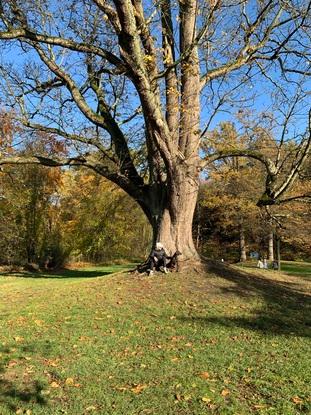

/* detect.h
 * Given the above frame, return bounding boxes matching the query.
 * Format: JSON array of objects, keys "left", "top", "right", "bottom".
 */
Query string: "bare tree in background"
[{"left": 0, "top": 0, "right": 310, "bottom": 264}]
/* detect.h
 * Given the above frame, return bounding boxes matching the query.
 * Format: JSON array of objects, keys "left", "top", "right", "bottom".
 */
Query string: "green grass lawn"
[
  {"left": 281, "top": 261, "right": 311, "bottom": 279},
  {"left": 238, "top": 260, "right": 311, "bottom": 279},
  {"left": 0, "top": 263, "right": 310, "bottom": 414}
]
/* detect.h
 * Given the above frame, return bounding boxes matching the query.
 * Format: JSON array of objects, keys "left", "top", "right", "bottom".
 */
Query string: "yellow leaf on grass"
[
  {"left": 199, "top": 371, "right": 210, "bottom": 379},
  {"left": 202, "top": 397, "right": 211, "bottom": 403},
  {"left": 292, "top": 396, "right": 303, "bottom": 404},
  {"left": 34, "top": 319, "right": 44, "bottom": 326},
  {"left": 13, "top": 336, "right": 24, "bottom": 343},
  {"left": 221, "top": 388, "right": 230, "bottom": 397},
  {"left": 115, "top": 386, "right": 128, "bottom": 392},
  {"left": 131, "top": 384, "right": 147, "bottom": 394},
  {"left": 50, "top": 381, "right": 60, "bottom": 388},
  {"left": 65, "top": 377, "right": 74, "bottom": 385},
  {"left": 79, "top": 336, "right": 90, "bottom": 341},
  {"left": 44, "top": 358, "right": 59, "bottom": 367},
  {"left": 85, "top": 406, "right": 96, "bottom": 412}
]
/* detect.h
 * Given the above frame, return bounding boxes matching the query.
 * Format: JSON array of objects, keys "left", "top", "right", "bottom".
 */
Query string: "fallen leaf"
[
  {"left": 8, "top": 360, "right": 18, "bottom": 368},
  {"left": 202, "top": 397, "right": 211, "bottom": 403},
  {"left": 199, "top": 371, "right": 210, "bottom": 379},
  {"left": 44, "top": 359, "right": 59, "bottom": 367},
  {"left": 85, "top": 406, "right": 96, "bottom": 412},
  {"left": 115, "top": 386, "right": 128, "bottom": 392},
  {"left": 50, "top": 381, "right": 60, "bottom": 388},
  {"left": 292, "top": 396, "right": 303, "bottom": 404},
  {"left": 221, "top": 388, "right": 230, "bottom": 397},
  {"left": 131, "top": 384, "right": 147, "bottom": 394},
  {"left": 25, "top": 366, "right": 34, "bottom": 374},
  {"left": 65, "top": 377, "right": 74, "bottom": 386},
  {"left": 79, "top": 336, "right": 90, "bottom": 341},
  {"left": 13, "top": 336, "right": 24, "bottom": 343}
]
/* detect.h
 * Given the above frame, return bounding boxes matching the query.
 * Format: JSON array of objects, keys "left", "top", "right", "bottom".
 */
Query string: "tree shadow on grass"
[
  {"left": 0, "top": 343, "right": 48, "bottom": 412},
  {"left": 0, "top": 269, "right": 115, "bottom": 279},
  {"left": 181, "top": 261, "right": 311, "bottom": 338}
]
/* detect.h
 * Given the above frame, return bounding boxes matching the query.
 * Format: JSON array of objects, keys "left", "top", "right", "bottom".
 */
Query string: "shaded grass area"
[
  {"left": 0, "top": 264, "right": 134, "bottom": 279},
  {"left": 0, "top": 263, "right": 310, "bottom": 414}
]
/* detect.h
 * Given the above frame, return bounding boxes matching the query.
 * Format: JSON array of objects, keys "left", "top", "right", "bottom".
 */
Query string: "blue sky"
[{"left": 0, "top": 0, "right": 310, "bottom": 151}]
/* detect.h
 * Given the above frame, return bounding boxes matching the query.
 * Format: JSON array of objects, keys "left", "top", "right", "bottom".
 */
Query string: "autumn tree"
[
  {"left": 59, "top": 169, "right": 152, "bottom": 262},
  {"left": 265, "top": 159, "right": 311, "bottom": 261},
  {"left": 0, "top": 131, "right": 66, "bottom": 265},
  {"left": 0, "top": 0, "right": 310, "bottom": 263},
  {"left": 198, "top": 119, "right": 311, "bottom": 261},
  {"left": 197, "top": 122, "right": 265, "bottom": 260}
]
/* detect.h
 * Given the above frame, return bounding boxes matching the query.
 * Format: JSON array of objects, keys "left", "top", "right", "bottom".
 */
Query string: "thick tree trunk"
[{"left": 146, "top": 166, "right": 200, "bottom": 262}]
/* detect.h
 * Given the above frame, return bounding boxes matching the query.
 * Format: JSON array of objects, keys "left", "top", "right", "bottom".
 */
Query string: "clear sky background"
[{"left": 0, "top": 0, "right": 310, "bottom": 152}]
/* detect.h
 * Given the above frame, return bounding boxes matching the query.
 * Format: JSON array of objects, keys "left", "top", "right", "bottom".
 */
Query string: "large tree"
[{"left": 0, "top": 0, "right": 310, "bottom": 262}]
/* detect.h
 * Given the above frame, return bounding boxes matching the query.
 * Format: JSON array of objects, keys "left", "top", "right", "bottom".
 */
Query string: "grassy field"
[
  {"left": 281, "top": 261, "right": 311, "bottom": 279},
  {"left": 0, "top": 262, "right": 310, "bottom": 414}
]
